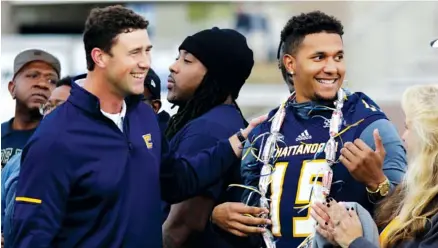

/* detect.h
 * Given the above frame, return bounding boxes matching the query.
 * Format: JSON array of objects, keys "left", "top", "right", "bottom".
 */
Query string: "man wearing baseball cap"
[
  {"left": 1, "top": 49, "right": 61, "bottom": 168},
  {"left": 143, "top": 68, "right": 171, "bottom": 132}
]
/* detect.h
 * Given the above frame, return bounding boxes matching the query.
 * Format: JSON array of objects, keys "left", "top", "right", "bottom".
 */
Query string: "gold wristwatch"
[{"left": 366, "top": 177, "right": 390, "bottom": 197}]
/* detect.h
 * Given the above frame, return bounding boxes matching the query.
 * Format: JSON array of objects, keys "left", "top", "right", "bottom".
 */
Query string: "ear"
[
  {"left": 152, "top": 100, "right": 162, "bottom": 113},
  {"left": 8, "top": 80, "right": 16, "bottom": 99},
  {"left": 282, "top": 54, "right": 296, "bottom": 75},
  {"left": 91, "top": 47, "right": 108, "bottom": 69}
]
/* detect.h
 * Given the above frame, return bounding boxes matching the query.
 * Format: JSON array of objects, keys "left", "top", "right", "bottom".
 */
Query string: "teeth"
[
  {"left": 131, "top": 73, "right": 145, "bottom": 79},
  {"left": 317, "top": 79, "right": 336, "bottom": 84}
]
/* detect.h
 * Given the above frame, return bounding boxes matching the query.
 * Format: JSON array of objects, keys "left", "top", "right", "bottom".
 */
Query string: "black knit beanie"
[{"left": 178, "top": 27, "right": 254, "bottom": 99}]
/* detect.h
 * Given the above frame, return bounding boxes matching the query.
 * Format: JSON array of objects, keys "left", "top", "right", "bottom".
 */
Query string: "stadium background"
[{"left": 1, "top": 0, "right": 438, "bottom": 135}]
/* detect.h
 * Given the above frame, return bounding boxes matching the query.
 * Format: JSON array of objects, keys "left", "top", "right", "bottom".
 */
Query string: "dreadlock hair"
[{"left": 165, "top": 73, "right": 248, "bottom": 140}]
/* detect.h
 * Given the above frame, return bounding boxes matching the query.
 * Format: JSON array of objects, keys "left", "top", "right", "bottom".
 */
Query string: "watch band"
[
  {"left": 366, "top": 184, "right": 380, "bottom": 194},
  {"left": 366, "top": 177, "right": 389, "bottom": 195},
  {"left": 236, "top": 128, "right": 246, "bottom": 143}
]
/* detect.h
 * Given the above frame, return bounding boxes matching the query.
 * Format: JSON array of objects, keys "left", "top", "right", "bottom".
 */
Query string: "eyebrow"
[
  {"left": 181, "top": 51, "right": 196, "bottom": 59},
  {"left": 25, "top": 70, "right": 57, "bottom": 78},
  {"left": 45, "top": 72, "right": 58, "bottom": 78},
  {"left": 312, "top": 50, "right": 344, "bottom": 56},
  {"left": 181, "top": 50, "right": 193, "bottom": 56},
  {"left": 129, "top": 45, "right": 153, "bottom": 53}
]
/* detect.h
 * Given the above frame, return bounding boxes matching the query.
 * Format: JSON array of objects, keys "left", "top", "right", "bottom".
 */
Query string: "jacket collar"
[{"left": 68, "top": 73, "right": 143, "bottom": 116}]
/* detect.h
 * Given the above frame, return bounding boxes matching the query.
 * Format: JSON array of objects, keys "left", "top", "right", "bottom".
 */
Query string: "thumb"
[
  {"left": 244, "top": 114, "right": 268, "bottom": 136},
  {"left": 373, "top": 129, "right": 385, "bottom": 155},
  {"left": 249, "top": 114, "right": 268, "bottom": 128}
]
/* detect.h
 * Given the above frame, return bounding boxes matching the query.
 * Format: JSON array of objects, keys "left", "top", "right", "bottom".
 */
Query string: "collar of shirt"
[
  {"left": 100, "top": 101, "right": 127, "bottom": 132},
  {"left": 1, "top": 118, "right": 14, "bottom": 137},
  {"left": 1, "top": 118, "right": 38, "bottom": 138}
]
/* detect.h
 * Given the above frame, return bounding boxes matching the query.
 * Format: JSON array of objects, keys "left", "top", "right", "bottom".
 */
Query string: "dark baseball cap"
[
  {"left": 144, "top": 68, "right": 161, "bottom": 100},
  {"left": 431, "top": 39, "right": 438, "bottom": 48},
  {"left": 13, "top": 49, "right": 61, "bottom": 77}
]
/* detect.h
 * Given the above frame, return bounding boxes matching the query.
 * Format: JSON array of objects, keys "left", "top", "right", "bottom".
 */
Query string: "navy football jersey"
[{"left": 241, "top": 92, "right": 387, "bottom": 248}]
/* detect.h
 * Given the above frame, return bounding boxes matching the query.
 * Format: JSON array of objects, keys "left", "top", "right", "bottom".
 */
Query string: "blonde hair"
[{"left": 384, "top": 84, "right": 438, "bottom": 247}]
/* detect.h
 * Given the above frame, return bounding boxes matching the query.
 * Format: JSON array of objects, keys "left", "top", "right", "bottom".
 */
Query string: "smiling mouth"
[
  {"left": 131, "top": 73, "right": 146, "bottom": 79},
  {"left": 316, "top": 79, "right": 338, "bottom": 85}
]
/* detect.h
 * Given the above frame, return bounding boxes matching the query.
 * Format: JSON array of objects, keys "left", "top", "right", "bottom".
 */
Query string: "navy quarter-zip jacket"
[{"left": 12, "top": 82, "right": 238, "bottom": 248}]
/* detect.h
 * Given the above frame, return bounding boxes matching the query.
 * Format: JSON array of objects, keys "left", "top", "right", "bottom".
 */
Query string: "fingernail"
[
  {"left": 266, "top": 219, "right": 272, "bottom": 225},
  {"left": 327, "top": 204, "right": 330, "bottom": 208}
]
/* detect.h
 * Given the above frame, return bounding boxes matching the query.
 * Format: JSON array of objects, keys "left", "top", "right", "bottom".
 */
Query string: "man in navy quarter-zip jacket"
[{"left": 11, "top": 5, "right": 265, "bottom": 248}]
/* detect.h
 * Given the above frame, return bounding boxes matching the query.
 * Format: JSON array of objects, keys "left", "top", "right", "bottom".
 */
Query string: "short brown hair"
[{"left": 83, "top": 5, "right": 149, "bottom": 71}]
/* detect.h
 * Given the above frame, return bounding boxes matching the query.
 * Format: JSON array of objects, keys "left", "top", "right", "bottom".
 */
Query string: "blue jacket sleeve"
[
  {"left": 160, "top": 133, "right": 238, "bottom": 204},
  {"left": 11, "top": 135, "right": 72, "bottom": 248},
  {"left": 359, "top": 119, "right": 407, "bottom": 189},
  {"left": 2, "top": 154, "right": 21, "bottom": 246},
  {"left": 1, "top": 168, "right": 5, "bottom": 232},
  {"left": 1, "top": 157, "right": 13, "bottom": 232},
  {"left": 174, "top": 133, "right": 225, "bottom": 201}
]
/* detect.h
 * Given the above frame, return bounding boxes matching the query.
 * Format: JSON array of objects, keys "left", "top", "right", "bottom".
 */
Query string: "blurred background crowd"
[{"left": 2, "top": 0, "right": 438, "bottom": 134}]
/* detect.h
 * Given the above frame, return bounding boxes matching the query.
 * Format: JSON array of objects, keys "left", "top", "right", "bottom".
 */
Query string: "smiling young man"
[
  {"left": 1, "top": 49, "right": 60, "bottom": 168},
  {"left": 210, "top": 11, "right": 407, "bottom": 248},
  {"left": 11, "top": 6, "right": 265, "bottom": 248}
]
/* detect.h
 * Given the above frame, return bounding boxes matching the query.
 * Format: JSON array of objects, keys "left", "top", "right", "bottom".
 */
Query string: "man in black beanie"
[{"left": 162, "top": 27, "right": 254, "bottom": 248}]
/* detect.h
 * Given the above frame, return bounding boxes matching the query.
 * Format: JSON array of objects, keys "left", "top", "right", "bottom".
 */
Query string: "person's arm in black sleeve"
[
  {"left": 160, "top": 115, "right": 266, "bottom": 204},
  {"left": 163, "top": 133, "right": 223, "bottom": 248}
]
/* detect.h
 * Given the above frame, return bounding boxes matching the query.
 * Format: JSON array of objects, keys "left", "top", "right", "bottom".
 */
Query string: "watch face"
[{"left": 380, "top": 183, "right": 390, "bottom": 196}]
